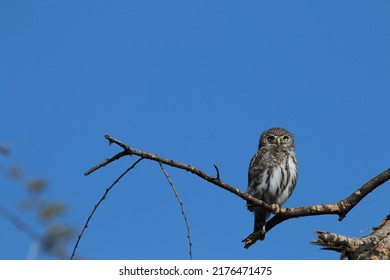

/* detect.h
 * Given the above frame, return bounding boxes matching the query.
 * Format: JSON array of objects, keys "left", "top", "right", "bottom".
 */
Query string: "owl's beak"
[{"left": 276, "top": 138, "right": 281, "bottom": 146}]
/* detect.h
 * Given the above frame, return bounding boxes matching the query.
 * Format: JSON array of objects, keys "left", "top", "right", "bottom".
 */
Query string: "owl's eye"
[
  {"left": 267, "top": 135, "right": 275, "bottom": 142},
  {"left": 283, "top": 135, "right": 290, "bottom": 142}
]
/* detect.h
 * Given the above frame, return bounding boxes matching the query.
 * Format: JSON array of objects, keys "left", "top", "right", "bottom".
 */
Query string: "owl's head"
[{"left": 259, "top": 127, "right": 294, "bottom": 149}]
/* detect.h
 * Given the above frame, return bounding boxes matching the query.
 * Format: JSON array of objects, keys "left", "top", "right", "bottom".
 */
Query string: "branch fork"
[{"left": 72, "top": 135, "right": 390, "bottom": 258}]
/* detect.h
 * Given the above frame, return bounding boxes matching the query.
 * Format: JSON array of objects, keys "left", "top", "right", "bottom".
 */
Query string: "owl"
[{"left": 247, "top": 127, "right": 298, "bottom": 240}]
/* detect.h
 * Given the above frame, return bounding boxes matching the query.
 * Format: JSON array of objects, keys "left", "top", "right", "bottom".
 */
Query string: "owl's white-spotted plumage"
[{"left": 247, "top": 127, "right": 298, "bottom": 240}]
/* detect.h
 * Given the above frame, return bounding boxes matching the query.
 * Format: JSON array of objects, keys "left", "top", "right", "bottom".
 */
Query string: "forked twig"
[
  {"left": 70, "top": 157, "right": 143, "bottom": 259},
  {"left": 97, "top": 135, "right": 275, "bottom": 212},
  {"left": 159, "top": 163, "right": 192, "bottom": 260},
  {"left": 79, "top": 135, "right": 390, "bottom": 254}
]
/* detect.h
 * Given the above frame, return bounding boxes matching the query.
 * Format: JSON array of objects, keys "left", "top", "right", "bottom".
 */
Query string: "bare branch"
[
  {"left": 82, "top": 135, "right": 390, "bottom": 253},
  {"left": 70, "top": 157, "right": 143, "bottom": 260},
  {"left": 159, "top": 163, "right": 192, "bottom": 260},
  {"left": 102, "top": 135, "right": 275, "bottom": 213},
  {"left": 84, "top": 150, "right": 128, "bottom": 176},
  {"left": 243, "top": 168, "right": 390, "bottom": 248}
]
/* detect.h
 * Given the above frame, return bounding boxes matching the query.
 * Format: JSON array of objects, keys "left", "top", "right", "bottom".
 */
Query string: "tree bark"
[{"left": 312, "top": 214, "right": 390, "bottom": 260}]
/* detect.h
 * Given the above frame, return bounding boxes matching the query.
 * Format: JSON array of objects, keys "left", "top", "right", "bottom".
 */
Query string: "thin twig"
[
  {"left": 213, "top": 164, "right": 220, "bottom": 182},
  {"left": 159, "top": 163, "right": 192, "bottom": 260},
  {"left": 84, "top": 150, "right": 128, "bottom": 176},
  {"left": 70, "top": 157, "right": 143, "bottom": 260}
]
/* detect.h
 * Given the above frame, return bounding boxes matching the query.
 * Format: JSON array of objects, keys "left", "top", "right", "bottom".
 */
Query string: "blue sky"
[{"left": 1, "top": 1, "right": 389, "bottom": 260}]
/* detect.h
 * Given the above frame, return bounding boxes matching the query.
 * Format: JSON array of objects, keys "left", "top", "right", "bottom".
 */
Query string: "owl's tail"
[{"left": 254, "top": 208, "right": 269, "bottom": 240}]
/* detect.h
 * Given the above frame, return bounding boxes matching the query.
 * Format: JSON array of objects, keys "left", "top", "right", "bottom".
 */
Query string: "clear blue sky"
[{"left": 1, "top": 1, "right": 389, "bottom": 260}]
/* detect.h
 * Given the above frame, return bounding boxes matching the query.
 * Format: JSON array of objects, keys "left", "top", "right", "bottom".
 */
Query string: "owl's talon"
[{"left": 271, "top": 204, "right": 280, "bottom": 214}]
